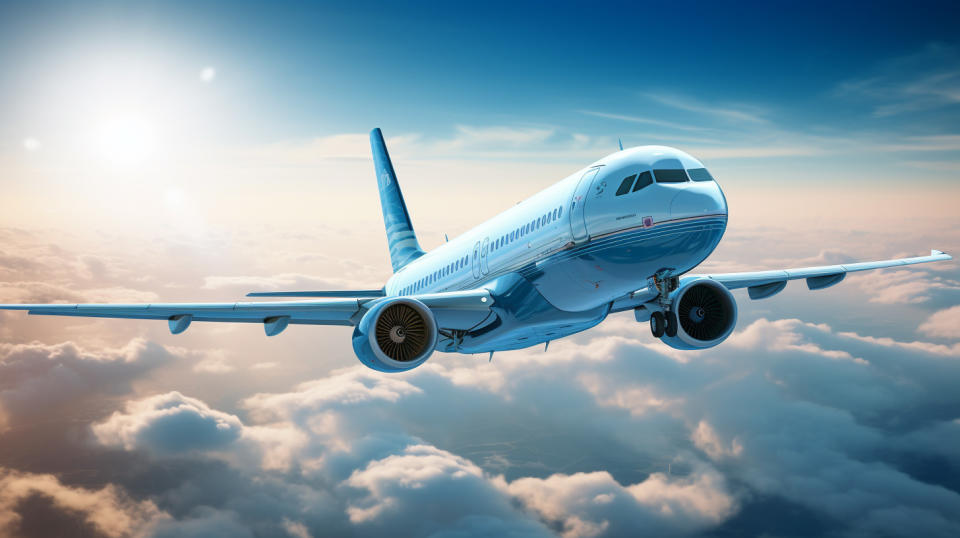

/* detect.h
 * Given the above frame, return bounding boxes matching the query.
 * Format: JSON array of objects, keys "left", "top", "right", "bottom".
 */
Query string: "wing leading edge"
[
  {"left": 0, "top": 289, "right": 493, "bottom": 336},
  {"left": 689, "top": 249, "right": 952, "bottom": 300}
]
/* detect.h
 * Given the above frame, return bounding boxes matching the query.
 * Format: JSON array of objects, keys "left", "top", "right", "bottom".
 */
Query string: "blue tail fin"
[{"left": 370, "top": 128, "right": 425, "bottom": 272}]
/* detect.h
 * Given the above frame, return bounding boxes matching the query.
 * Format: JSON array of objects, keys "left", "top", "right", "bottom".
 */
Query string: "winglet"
[{"left": 618, "top": 137, "right": 623, "bottom": 151}]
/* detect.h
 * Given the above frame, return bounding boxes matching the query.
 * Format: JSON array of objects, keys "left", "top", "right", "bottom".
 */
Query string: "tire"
[
  {"left": 650, "top": 311, "right": 665, "bottom": 338},
  {"left": 665, "top": 311, "right": 678, "bottom": 337}
]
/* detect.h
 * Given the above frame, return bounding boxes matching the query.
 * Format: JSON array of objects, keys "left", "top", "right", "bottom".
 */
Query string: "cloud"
[
  {"left": 849, "top": 269, "right": 960, "bottom": 304},
  {"left": 0, "top": 338, "right": 175, "bottom": 429},
  {"left": 919, "top": 305, "right": 960, "bottom": 339},
  {"left": 691, "top": 420, "right": 743, "bottom": 460},
  {"left": 505, "top": 462, "right": 735, "bottom": 538},
  {"left": 93, "top": 391, "right": 244, "bottom": 453},
  {"left": 0, "top": 468, "right": 168, "bottom": 537},
  {"left": 580, "top": 110, "right": 715, "bottom": 133},
  {"left": 642, "top": 93, "right": 768, "bottom": 124},
  {"left": 192, "top": 352, "right": 236, "bottom": 374},
  {"left": 343, "top": 444, "right": 549, "bottom": 535},
  {"left": 5, "top": 308, "right": 960, "bottom": 537},
  {"left": 835, "top": 44, "right": 960, "bottom": 117},
  {"left": 243, "top": 368, "right": 423, "bottom": 422}
]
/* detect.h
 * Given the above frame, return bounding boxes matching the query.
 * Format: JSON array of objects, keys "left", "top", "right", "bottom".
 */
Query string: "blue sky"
[
  {"left": 0, "top": 2, "right": 959, "bottom": 537},
  {"left": 3, "top": 1, "right": 960, "bottom": 144}
]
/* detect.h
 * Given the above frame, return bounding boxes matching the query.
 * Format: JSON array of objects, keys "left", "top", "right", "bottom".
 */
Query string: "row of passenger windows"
[
  {"left": 490, "top": 205, "right": 563, "bottom": 253},
  {"left": 614, "top": 167, "right": 714, "bottom": 196},
  {"left": 398, "top": 205, "right": 564, "bottom": 295},
  {"left": 400, "top": 253, "right": 470, "bottom": 295}
]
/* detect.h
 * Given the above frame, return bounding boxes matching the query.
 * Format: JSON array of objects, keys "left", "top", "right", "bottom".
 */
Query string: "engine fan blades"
[
  {"left": 678, "top": 284, "right": 728, "bottom": 341},
  {"left": 374, "top": 303, "right": 428, "bottom": 361}
]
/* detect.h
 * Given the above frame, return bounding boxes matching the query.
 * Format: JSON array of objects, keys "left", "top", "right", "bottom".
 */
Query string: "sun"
[{"left": 91, "top": 113, "right": 158, "bottom": 167}]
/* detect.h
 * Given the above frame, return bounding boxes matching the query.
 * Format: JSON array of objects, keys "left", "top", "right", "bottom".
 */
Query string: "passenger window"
[
  {"left": 687, "top": 168, "right": 713, "bottom": 182},
  {"left": 654, "top": 169, "right": 688, "bottom": 183},
  {"left": 633, "top": 171, "right": 653, "bottom": 191},
  {"left": 558, "top": 206, "right": 562, "bottom": 217},
  {"left": 615, "top": 175, "right": 636, "bottom": 196}
]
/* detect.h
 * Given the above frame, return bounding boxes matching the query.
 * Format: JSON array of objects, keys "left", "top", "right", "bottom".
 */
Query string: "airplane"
[{"left": 0, "top": 128, "right": 952, "bottom": 372}]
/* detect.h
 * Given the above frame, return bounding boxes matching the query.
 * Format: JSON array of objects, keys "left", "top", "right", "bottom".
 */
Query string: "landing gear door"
[{"left": 570, "top": 167, "right": 600, "bottom": 244}]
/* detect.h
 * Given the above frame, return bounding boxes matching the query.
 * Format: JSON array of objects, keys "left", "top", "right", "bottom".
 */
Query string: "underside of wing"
[{"left": 689, "top": 249, "right": 952, "bottom": 300}]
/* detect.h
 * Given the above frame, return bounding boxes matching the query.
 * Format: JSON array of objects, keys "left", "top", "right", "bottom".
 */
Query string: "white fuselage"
[{"left": 384, "top": 146, "right": 728, "bottom": 352}]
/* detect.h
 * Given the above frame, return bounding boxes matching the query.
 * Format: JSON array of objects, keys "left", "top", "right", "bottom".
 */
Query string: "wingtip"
[{"left": 932, "top": 249, "right": 951, "bottom": 259}]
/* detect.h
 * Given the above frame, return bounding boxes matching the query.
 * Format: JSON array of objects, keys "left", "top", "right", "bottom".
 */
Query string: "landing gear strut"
[{"left": 648, "top": 270, "right": 680, "bottom": 339}]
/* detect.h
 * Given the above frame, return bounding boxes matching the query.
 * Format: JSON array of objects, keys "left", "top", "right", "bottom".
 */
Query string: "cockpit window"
[
  {"left": 615, "top": 175, "right": 636, "bottom": 196},
  {"left": 633, "top": 171, "right": 653, "bottom": 191},
  {"left": 687, "top": 168, "right": 713, "bottom": 182},
  {"left": 654, "top": 169, "right": 688, "bottom": 183}
]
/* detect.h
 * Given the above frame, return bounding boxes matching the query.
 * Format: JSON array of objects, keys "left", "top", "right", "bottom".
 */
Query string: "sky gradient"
[{"left": 1, "top": 1, "right": 959, "bottom": 537}]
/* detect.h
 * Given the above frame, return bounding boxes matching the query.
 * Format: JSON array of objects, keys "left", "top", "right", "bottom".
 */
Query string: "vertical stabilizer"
[{"left": 370, "top": 128, "right": 425, "bottom": 272}]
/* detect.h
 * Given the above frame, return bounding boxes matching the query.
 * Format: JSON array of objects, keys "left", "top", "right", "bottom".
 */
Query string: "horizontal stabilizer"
[{"left": 246, "top": 289, "right": 385, "bottom": 298}]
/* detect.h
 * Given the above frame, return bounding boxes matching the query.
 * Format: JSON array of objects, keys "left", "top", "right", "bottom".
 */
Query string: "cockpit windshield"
[
  {"left": 687, "top": 168, "right": 714, "bottom": 182},
  {"left": 653, "top": 169, "right": 688, "bottom": 183}
]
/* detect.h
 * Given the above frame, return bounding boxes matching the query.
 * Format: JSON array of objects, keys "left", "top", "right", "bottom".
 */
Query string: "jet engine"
[
  {"left": 660, "top": 279, "right": 737, "bottom": 350},
  {"left": 352, "top": 297, "right": 438, "bottom": 372}
]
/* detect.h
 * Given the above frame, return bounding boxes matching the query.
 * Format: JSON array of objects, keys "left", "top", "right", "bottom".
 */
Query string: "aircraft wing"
[
  {"left": 687, "top": 249, "right": 952, "bottom": 300},
  {"left": 0, "top": 289, "right": 493, "bottom": 336}
]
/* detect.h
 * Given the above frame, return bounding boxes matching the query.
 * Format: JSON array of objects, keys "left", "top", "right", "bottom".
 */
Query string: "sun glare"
[
  {"left": 91, "top": 113, "right": 157, "bottom": 167},
  {"left": 200, "top": 66, "right": 216, "bottom": 83}
]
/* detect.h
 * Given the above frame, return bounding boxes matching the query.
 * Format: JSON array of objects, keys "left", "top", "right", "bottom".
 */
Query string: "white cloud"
[
  {"left": 0, "top": 468, "right": 169, "bottom": 537},
  {"left": 93, "top": 391, "right": 244, "bottom": 453},
  {"left": 919, "top": 305, "right": 960, "bottom": 339},
  {"left": 642, "top": 93, "right": 768, "bottom": 124},
  {"left": 0, "top": 338, "right": 175, "bottom": 429},
  {"left": 505, "top": 462, "right": 735, "bottom": 538},
  {"left": 243, "top": 368, "right": 423, "bottom": 422},
  {"left": 691, "top": 420, "right": 743, "bottom": 460}
]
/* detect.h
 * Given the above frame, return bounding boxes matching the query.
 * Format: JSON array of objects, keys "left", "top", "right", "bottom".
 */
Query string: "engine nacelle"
[
  {"left": 352, "top": 297, "right": 439, "bottom": 372},
  {"left": 660, "top": 279, "right": 738, "bottom": 350}
]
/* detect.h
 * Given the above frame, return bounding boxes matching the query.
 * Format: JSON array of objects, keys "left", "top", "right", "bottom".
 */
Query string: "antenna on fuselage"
[{"left": 618, "top": 138, "right": 623, "bottom": 151}]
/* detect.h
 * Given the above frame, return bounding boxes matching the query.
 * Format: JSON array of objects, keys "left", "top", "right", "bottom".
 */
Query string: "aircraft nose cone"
[{"left": 670, "top": 184, "right": 727, "bottom": 218}]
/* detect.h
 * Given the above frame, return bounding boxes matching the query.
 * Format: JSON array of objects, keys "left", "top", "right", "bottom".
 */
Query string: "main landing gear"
[
  {"left": 648, "top": 270, "right": 679, "bottom": 339},
  {"left": 649, "top": 311, "right": 678, "bottom": 339}
]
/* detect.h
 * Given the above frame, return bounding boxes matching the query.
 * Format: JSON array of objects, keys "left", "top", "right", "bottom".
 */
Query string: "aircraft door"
[
  {"left": 570, "top": 167, "right": 600, "bottom": 244},
  {"left": 480, "top": 237, "right": 490, "bottom": 275},
  {"left": 472, "top": 242, "right": 481, "bottom": 279}
]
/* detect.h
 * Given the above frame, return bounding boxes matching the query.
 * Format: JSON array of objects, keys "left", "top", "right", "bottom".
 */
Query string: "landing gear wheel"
[
  {"left": 650, "top": 312, "right": 665, "bottom": 338},
  {"left": 665, "top": 311, "right": 678, "bottom": 338}
]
